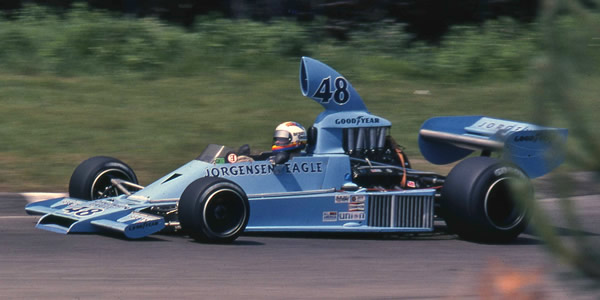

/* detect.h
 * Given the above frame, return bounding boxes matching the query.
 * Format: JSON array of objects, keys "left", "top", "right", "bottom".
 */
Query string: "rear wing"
[{"left": 418, "top": 116, "right": 568, "bottom": 178}]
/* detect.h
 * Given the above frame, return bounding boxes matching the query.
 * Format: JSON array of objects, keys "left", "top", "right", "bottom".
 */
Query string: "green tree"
[{"left": 529, "top": 0, "right": 600, "bottom": 283}]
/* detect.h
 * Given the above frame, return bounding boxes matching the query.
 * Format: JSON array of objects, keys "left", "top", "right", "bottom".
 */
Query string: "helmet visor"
[{"left": 273, "top": 130, "right": 292, "bottom": 146}]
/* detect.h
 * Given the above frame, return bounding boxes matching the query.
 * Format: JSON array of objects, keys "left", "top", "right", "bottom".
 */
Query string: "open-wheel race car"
[{"left": 26, "top": 57, "right": 568, "bottom": 243}]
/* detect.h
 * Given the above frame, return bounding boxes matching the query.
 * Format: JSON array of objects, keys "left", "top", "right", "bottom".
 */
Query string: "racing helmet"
[{"left": 272, "top": 121, "right": 307, "bottom": 153}]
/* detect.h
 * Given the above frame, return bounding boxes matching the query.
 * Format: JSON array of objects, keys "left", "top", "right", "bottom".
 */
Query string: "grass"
[
  {"left": 0, "top": 5, "right": 597, "bottom": 192},
  {"left": 0, "top": 65, "right": 548, "bottom": 192}
]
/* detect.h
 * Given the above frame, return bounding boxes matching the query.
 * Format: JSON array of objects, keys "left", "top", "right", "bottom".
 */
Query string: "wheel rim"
[
  {"left": 90, "top": 168, "right": 134, "bottom": 200},
  {"left": 484, "top": 177, "right": 528, "bottom": 230},
  {"left": 203, "top": 189, "right": 247, "bottom": 238}
]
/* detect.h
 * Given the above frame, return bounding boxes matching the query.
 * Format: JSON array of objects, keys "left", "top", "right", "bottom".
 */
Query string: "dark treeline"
[{"left": 1, "top": 0, "right": 540, "bottom": 41}]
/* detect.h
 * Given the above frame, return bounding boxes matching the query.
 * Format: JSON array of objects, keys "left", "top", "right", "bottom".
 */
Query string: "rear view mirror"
[{"left": 272, "top": 151, "right": 290, "bottom": 165}]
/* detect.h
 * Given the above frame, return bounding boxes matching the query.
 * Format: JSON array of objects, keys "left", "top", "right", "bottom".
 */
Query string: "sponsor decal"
[
  {"left": 62, "top": 206, "right": 104, "bottom": 217},
  {"left": 58, "top": 199, "right": 79, "bottom": 207},
  {"left": 81, "top": 200, "right": 130, "bottom": 210},
  {"left": 119, "top": 212, "right": 161, "bottom": 223},
  {"left": 494, "top": 167, "right": 527, "bottom": 178},
  {"left": 335, "top": 195, "right": 350, "bottom": 203},
  {"left": 127, "top": 220, "right": 161, "bottom": 231},
  {"left": 350, "top": 195, "right": 365, "bottom": 203},
  {"left": 339, "top": 212, "right": 365, "bottom": 221},
  {"left": 334, "top": 116, "right": 380, "bottom": 125},
  {"left": 513, "top": 132, "right": 555, "bottom": 143},
  {"left": 205, "top": 162, "right": 323, "bottom": 177},
  {"left": 349, "top": 203, "right": 365, "bottom": 212},
  {"left": 105, "top": 162, "right": 128, "bottom": 170},
  {"left": 323, "top": 211, "right": 338, "bottom": 222},
  {"left": 60, "top": 200, "right": 131, "bottom": 217},
  {"left": 468, "top": 117, "right": 532, "bottom": 135},
  {"left": 348, "top": 195, "right": 366, "bottom": 211},
  {"left": 227, "top": 153, "right": 238, "bottom": 163},
  {"left": 313, "top": 77, "right": 350, "bottom": 105}
]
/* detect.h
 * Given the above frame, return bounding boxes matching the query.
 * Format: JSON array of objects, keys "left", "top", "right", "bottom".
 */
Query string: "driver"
[
  {"left": 233, "top": 121, "right": 307, "bottom": 163},
  {"left": 272, "top": 121, "right": 307, "bottom": 157}
]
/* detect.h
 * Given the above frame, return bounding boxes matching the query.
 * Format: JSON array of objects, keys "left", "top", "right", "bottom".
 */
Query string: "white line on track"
[
  {"left": 21, "top": 192, "right": 67, "bottom": 203},
  {"left": 537, "top": 194, "right": 599, "bottom": 202}
]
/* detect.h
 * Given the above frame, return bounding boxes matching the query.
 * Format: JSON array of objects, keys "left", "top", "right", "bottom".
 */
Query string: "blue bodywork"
[
  {"left": 25, "top": 57, "right": 567, "bottom": 239},
  {"left": 419, "top": 116, "right": 568, "bottom": 178}
]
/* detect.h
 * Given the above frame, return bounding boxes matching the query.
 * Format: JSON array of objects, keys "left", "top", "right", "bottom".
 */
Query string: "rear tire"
[
  {"left": 69, "top": 156, "right": 138, "bottom": 200},
  {"left": 178, "top": 177, "right": 249, "bottom": 243},
  {"left": 440, "top": 157, "right": 532, "bottom": 243}
]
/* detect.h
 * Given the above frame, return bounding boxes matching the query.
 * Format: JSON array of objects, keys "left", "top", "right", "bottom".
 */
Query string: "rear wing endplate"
[{"left": 418, "top": 116, "right": 568, "bottom": 178}]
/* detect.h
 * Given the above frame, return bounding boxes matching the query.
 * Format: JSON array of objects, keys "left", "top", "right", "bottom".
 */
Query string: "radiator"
[{"left": 367, "top": 194, "right": 434, "bottom": 230}]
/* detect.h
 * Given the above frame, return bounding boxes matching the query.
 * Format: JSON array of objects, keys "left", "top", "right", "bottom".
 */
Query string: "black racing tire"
[
  {"left": 440, "top": 157, "right": 533, "bottom": 243},
  {"left": 178, "top": 177, "right": 250, "bottom": 243},
  {"left": 69, "top": 156, "right": 138, "bottom": 200}
]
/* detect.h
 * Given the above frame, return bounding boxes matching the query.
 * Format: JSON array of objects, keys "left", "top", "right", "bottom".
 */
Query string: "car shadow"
[
  {"left": 98, "top": 225, "right": 596, "bottom": 245},
  {"left": 243, "top": 224, "right": 551, "bottom": 245},
  {"left": 244, "top": 228, "right": 458, "bottom": 241},
  {"left": 181, "top": 238, "right": 265, "bottom": 246},
  {"left": 96, "top": 231, "right": 171, "bottom": 242},
  {"left": 553, "top": 226, "right": 600, "bottom": 237},
  {"left": 97, "top": 229, "right": 266, "bottom": 245},
  {"left": 525, "top": 226, "right": 600, "bottom": 237}
]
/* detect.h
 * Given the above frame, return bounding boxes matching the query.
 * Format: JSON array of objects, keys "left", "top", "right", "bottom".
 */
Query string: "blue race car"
[{"left": 26, "top": 57, "right": 568, "bottom": 243}]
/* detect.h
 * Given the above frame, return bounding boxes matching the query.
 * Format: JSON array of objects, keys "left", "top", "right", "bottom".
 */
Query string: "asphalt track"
[{"left": 1, "top": 187, "right": 599, "bottom": 299}]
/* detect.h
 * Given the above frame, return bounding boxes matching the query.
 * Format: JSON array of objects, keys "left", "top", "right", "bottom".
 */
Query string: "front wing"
[{"left": 25, "top": 197, "right": 165, "bottom": 239}]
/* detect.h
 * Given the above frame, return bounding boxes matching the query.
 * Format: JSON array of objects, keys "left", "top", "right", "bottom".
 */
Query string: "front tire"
[
  {"left": 69, "top": 156, "right": 138, "bottom": 200},
  {"left": 440, "top": 157, "right": 533, "bottom": 243},
  {"left": 178, "top": 177, "right": 250, "bottom": 243}
]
